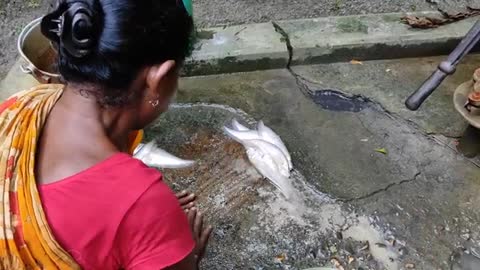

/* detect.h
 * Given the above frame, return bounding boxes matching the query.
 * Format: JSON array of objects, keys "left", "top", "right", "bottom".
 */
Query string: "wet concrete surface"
[
  {"left": 146, "top": 104, "right": 403, "bottom": 270},
  {"left": 310, "top": 90, "right": 372, "bottom": 113},
  {"left": 291, "top": 54, "right": 480, "bottom": 138},
  {"left": 144, "top": 59, "right": 480, "bottom": 269}
]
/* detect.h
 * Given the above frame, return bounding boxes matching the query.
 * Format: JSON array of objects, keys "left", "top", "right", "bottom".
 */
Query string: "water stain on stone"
[
  {"left": 311, "top": 89, "right": 371, "bottom": 112},
  {"left": 196, "top": 30, "right": 215, "bottom": 40}
]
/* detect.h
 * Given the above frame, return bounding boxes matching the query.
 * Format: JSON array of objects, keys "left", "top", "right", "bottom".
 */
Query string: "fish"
[
  {"left": 224, "top": 118, "right": 294, "bottom": 199},
  {"left": 133, "top": 141, "right": 195, "bottom": 169},
  {"left": 223, "top": 126, "right": 290, "bottom": 177},
  {"left": 242, "top": 139, "right": 290, "bottom": 178},
  {"left": 256, "top": 120, "right": 293, "bottom": 170},
  {"left": 227, "top": 119, "right": 293, "bottom": 171},
  {"left": 245, "top": 145, "right": 293, "bottom": 199},
  {"left": 223, "top": 126, "right": 262, "bottom": 143}
]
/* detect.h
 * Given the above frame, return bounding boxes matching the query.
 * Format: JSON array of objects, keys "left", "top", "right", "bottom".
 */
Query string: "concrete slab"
[
  {"left": 291, "top": 54, "right": 480, "bottom": 137},
  {"left": 184, "top": 23, "right": 289, "bottom": 76},
  {"left": 2, "top": 46, "right": 479, "bottom": 269},
  {"left": 0, "top": 57, "right": 39, "bottom": 101},
  {"left": 275, "top": 12, "right": 478, "bottom": 65},
  {"left": 159, "top": 68, "right": 480, "bottom": 269},
  {"left": 3, "top": 12, "right": 477, "bottom": 79},
  {"left": 185, "top": 12, "right": 479, "bottom": 75}
]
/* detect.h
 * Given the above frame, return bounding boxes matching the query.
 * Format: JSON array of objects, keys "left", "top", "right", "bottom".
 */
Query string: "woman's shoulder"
[
  {"left": 98, "top": 152, "right": 163, "bottom": 181},
  {"left": 40, "top": 152, "right": 163, "bottom": 191}
]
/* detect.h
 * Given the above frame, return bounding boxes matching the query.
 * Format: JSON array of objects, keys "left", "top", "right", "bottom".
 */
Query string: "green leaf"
[{"left": 374, "top": 148, "right": 388, "bottom": 155}]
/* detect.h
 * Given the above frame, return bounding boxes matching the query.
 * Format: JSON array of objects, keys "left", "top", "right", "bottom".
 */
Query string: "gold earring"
[{"left": 149, "top": 99, "right": 160, "bottom": 108}]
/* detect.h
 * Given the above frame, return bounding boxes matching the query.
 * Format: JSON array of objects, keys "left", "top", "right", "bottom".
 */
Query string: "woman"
[{"left": 0, "top": 0, "right": 212, "bottom": 269}]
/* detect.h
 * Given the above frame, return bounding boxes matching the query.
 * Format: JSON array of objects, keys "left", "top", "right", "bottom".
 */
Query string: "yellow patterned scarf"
[
  {"left": 0, "top": 84, "right": 143, "bottom": 269},
  {"left": 0, "top": 84, "right": 79, "bottom": 269}
]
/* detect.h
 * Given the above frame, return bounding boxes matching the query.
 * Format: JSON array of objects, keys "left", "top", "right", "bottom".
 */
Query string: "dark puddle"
[
  {"left": 457, "top": 125, "right": 480, "bottom": 158},
  {"left": 310, "top": 89, "right": 371, "bottom": 112}
]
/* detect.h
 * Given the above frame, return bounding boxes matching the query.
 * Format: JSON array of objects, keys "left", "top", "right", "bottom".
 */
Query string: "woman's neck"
[{"left": 59, "top": 84, "right": 133, "bottom": 151}]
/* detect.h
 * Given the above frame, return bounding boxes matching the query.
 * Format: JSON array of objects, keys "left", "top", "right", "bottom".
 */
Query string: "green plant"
[
  {"left": 27, "top": 0, "right": 41, "bottom": 8},
  {"left": 332, "top": 0, "right": 342, "bottom": 11}
]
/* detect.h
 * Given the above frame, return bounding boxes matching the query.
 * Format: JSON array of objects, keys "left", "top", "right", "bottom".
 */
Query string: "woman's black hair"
[{"left": 41, "top": 0, "right": 193, "bottom": 105}]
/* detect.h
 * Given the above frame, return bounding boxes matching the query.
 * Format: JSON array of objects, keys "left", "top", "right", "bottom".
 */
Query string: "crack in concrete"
[
  {"left": 270, "top": 21, "right": 471, "bottom": 142},
  {"left": 272, "top": 21, "right": 293, "bottom": 68},
  {"left": 271, "top": 22, "right": 394, "bottom": 113},
  {"left": 426, "top": 132, "right": 462, "bottom": 140},
  {"left": 271, "top": 21, "right": 480, "bottom": 169},
  {"left": 339, "top": 172, "right": 422, "bottom": 203},
  {"left": 272, "top": 21, "right": 313, "bottom": 98}
]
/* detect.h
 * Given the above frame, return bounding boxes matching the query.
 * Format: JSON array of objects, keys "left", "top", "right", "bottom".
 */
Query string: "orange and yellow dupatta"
[
  {"left": 0, "top": 84, "right": 80, "bottom": 269},
  {"left": 0, "top": 84, "right": 144, "bottom": 269}
]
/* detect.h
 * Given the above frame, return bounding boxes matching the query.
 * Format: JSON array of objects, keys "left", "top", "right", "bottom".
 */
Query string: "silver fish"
[
  {"left": 134, "top": 141, "right": 195, "bottom": 169},
  {"left": 257, "top": 120, "right": 293, "bottom": 170},
  {"left": 243, "top": 139, "right": 290, "bottom": 178},
  {"left": 223, "top": 129, "right": 292, "bottom": 197},
  {"left": 223, "top": 126, "right": 262, "bottom": 143},
  {"left": 242, "top": 139, "right": 293, "bottom": 199},
  {"left": 227, "top": 119, "right": 293, "bottom": 171}
]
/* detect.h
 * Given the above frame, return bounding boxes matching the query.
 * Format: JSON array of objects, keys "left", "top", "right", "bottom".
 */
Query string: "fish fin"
[{"left": 231, "top": 118, "right": 250, "bottom": 131}]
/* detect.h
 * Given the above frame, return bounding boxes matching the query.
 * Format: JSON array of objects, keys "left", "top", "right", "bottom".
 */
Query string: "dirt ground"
[{"left": 0, "top": 0, "right": 52, "bottom": 80}]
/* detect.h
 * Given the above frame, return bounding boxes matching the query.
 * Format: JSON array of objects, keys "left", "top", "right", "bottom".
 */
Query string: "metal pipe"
[{"left": 405, "top": 20, "right": 480, "bottom": 111}]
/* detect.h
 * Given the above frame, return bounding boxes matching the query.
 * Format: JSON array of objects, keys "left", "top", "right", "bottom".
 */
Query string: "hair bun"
[
  {"left": 41, "top": 1, "right": 100, "bottom": 59},
  {"left": 62, "top": 2, "right": 96, "bottom": 58}
]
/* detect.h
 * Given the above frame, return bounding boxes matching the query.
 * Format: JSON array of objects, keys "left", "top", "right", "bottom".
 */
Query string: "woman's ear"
[{"left": 145, "top": 60, "right": 176, "bottom": 96}]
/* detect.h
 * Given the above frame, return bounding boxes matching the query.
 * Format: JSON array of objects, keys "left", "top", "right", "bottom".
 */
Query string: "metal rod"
[{"left": 405, "top": 20, "right": 480, "bottom": 111}]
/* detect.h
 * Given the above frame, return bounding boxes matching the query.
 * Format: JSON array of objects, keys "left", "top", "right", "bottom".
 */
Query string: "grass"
[
  {"left": 332, "top": 0, "right": 342, "bottom": 11},
  {"left": 27, "top": 0, "right": 41, "bottom": 8}
]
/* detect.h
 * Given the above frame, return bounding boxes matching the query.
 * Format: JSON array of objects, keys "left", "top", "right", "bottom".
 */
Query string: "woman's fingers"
[
  {"left": 179, "top": 193, "right": 196, "bottom": 206},
  {"left": 182, "top": 202, "right": 195, "bottom": 210},
  {"left": 200, "top": 226, "right": 213, "bottom": 247},
  {"left": 194, "top": 211, "right": 204, "bottom": 238},
  {"left": 187, "top": 208, "right": 197, "bottom": 232},
  {"left": 176, "top": 190, "right": 188, "bottom": 198},
  {"left": 197, "top": 226, "right": 213, "bottom": 260},
  {"left": 177, "top": 191, "right": 196, "bottom": 209}
]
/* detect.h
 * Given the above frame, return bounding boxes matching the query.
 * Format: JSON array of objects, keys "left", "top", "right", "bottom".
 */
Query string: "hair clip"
[{"left": 49, "top": 18, "right": 64, "bottom": 36}]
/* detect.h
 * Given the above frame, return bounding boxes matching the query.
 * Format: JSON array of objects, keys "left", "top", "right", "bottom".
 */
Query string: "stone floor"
[
  {"left": 2, "top": 55, "right": 480, "bottom": 269},
  {"left": 148, "top": 55, "right": 480, "bottom": 269}
]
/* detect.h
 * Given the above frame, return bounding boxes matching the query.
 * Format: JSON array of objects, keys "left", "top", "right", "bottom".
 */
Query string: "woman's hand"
[
  {"left": 176, "top": 190, "right": 196, "bottom": 211},
  {"left": 187, "top": 208, "right": 213, "bottom": 264}
]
